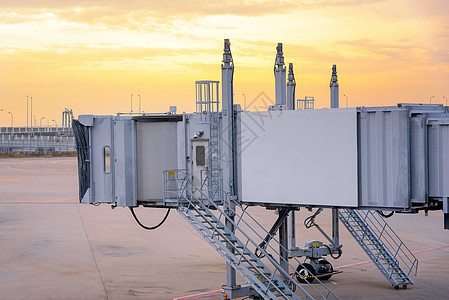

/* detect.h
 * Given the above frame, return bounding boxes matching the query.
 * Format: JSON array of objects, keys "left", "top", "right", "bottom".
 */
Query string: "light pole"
[
  {"left": 8, "top": 112, "right": 14, "bottom": 135},
  {"left": 344, "top": 94, "right": 348, "bottom": 108},
  {"left": 40, "top": 117, "right": 45, "bottom": 130},
  {"left": 26, "top": 95, "right": 29, "bottom": 131},
  {"left": 52, "top": 119, "right": 58, "bottom": 132},
  {"left": 242, "top": 94, "right": 246, "bottom": 111},
  {"left": 130, "top": 94, "right": 133, "bottom": 114},
  {"left": 430, "top": 95, "right": 435, "bottom": 104},
  {"left": 138, "top": 94, "right": 141, "bottom": 114},
  {"left": 443, "top": 96, "right": 447, "bottom": 106},
  {"left": 30, "top": 96, "right": 33, "bottom": 132}
]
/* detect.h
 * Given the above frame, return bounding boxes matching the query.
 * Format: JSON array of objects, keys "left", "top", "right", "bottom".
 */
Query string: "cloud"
[
  {"left": 0, "top": 0, "right": 386, "bottom": 27},
  {"left": 331, "top": 38, "right": 449, "bottom": 75},
  {"left": 0, "top": 44, "right": 222, "bottom": 75}
]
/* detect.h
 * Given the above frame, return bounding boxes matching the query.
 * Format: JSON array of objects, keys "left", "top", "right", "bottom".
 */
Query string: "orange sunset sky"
[{"left": 1, "top": 0, "right": 448, "bottom": 127}]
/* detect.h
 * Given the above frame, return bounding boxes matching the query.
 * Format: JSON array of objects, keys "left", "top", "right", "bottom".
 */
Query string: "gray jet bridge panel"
[
  {"left": 77, "top": 115, "right": 137, "bottom": 207},
  {"left": 428, "top": 117, "right": 449, "bottom": 198},
  {"left": 357, "top": 107, "right": 410, "bottom": 209},
  {"left": 90, "top": 116, "right": 113, "bottom": 204},
  {"left": 136, "top": 121, "right": 178, "bottom": 202},
  {"left": 113, "top": 119, "right": 137, "bottom": 207}
]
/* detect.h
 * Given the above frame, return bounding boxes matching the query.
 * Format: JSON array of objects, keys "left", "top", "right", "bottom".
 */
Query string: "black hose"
[
  {"left": 376, "top": 210, "right": 394, "bottom": 218},
  {"left": 304, "top": 208, "right": 323, "bottom": 229},
  {"left": 325, "top": 245, "right": 342, "bottom": 259},
  {"left": 130, "top": 207, "right": 171, "bottom": 230}
]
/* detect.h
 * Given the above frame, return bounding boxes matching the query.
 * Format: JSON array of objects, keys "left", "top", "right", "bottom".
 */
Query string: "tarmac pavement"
[{"left": 0, "top": 157, "right": 448, "bottom": 299}]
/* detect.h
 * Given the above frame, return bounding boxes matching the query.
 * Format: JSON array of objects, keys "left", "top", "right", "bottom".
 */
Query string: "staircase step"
[
  {"left": 201, "top": 220, "right": 217, "bottom": 223},
  {"left": 275, "top": 292, "right": 293, "bottom": 297},
  {"left": 260, "top": 278, "right": 278, "bottom": 283},
  {"left": 269, "top": 286, "right": 286, "bottom": 292},
  {"left": 195, "top": 214, "right": 212, "bottom": 217},
  {"left": 235, "top": 252, "right": 252, "bottom": 256},
  {"left": 256, "top": 272, "right": 272, "bottom": 276},
  {"left": 224, "top": 239, "right": 237, "bottom": 243},
  {"left": 247, "top": 265, "right": 265, "bottom": 269}
]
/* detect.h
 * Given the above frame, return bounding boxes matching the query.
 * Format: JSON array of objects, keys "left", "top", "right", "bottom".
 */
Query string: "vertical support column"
[
  {"left": 330, "top": 65, "right": 339, "bottom": 109},
  {"left": 274, "top": 43, "right": 286, "bottom": 106},
  {"left": 332, "top": 207, "right": 340, "bottom": 246},
  {"left": 288, "top": 210, "right": 296, "bottom": 250},
  {"left": 286, "top": 63, "right": 296, "bottom": 111},
  {"left": 221, "top": 39, "right": 237, "bottom": 290},
  {"left": 279, "top": 215, "right": 289, "bottom": 283},
  {"left": 330, "top": 66, "right": 340, "bottom": 245},
  {"left": 444, "top": 198, "right": 449, "bottom": 230},
  {"left": 286, "top": 63, "right": 296, "bottom": 262}
]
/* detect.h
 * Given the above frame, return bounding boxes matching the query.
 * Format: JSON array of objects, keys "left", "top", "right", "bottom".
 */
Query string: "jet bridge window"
[
  {"left": 104, "top": 146, "right": 111, "bottom": 173},
  {"left": 196, "top": 145, "right": 206, "bottom": 166}
]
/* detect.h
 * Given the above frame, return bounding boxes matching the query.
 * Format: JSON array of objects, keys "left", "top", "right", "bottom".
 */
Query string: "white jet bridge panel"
[{"left": 239, "top": 108, "right": 359, "bottom": 207}]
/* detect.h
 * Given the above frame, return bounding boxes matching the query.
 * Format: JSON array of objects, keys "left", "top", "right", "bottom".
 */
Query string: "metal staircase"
[
  {"left": 339, "top": 209, "right": 418, "bottom": 288},
  {"left": 166, "top": 170, "right": 339, "bottom": 300}
]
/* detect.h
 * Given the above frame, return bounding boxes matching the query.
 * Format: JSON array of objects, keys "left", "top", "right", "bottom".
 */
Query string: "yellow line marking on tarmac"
[
  {"left": 0, "top": 175, "right": 77, "bottom": 184},
  {"left": 0, "top": 178, "right": 22, "bottom": 181},
  {"left": 0, "top": 196, "right": 78, "bottom": 206},
  {"left": 6, "top": 164, "right": 79, "bottom": 176},
  {"left": 22, "top": 177, "right": 78, "bottom": 184}
]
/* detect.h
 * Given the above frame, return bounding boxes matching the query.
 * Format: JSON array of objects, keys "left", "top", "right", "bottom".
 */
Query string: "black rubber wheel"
[
  {"left": 317, "top": 260, "right": 333, "bottom": 280},
  {"left": 402, "top": 285, "right": 408, "bottom": 289},
  {"left": 394, "top": 285, "right": 399, "bottom": 290},
  {"left": 295, "top": 263, "right": 316, "bottom": 284}
]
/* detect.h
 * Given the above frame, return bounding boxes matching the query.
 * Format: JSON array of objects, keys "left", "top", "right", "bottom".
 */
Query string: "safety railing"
[{"left": 0, "top": 136, "right": 76, "bottom": 154}]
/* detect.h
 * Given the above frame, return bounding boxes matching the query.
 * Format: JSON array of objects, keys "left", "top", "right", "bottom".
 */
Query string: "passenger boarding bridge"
[{"left": 73, "top": 40, "right": 449, "bottom": 300}]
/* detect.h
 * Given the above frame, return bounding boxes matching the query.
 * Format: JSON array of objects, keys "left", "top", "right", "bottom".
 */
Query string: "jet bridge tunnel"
[{"left": 73, "top": 103, "right": 449, "bottom": 229}]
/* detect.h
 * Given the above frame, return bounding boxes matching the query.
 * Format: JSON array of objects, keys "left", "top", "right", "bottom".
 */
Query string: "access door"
[{"left": 191, "top": 139, "right": 209, "bottom": 195}]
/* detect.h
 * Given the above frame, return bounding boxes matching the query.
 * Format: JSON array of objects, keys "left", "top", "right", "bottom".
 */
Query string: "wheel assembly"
[
  {"left": 295, "top": 263, "right": 316, "bottom": 284},
  {"left": 317, "top": 259, "right": 333, "bottom": 280}
]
